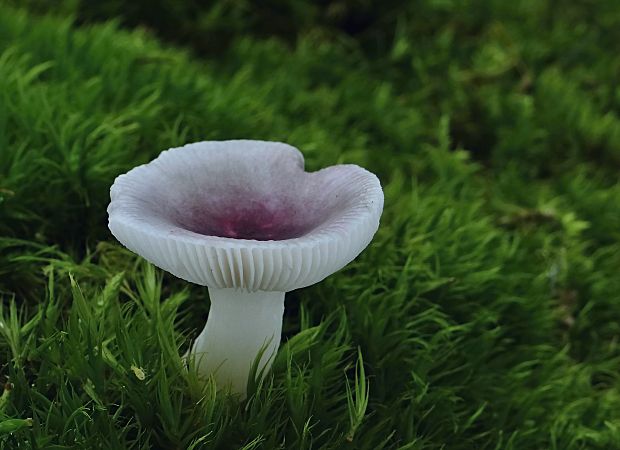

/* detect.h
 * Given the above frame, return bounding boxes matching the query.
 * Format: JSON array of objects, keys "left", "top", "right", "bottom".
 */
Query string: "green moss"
[{"left": 1, "top": 2, "right": 620, "bottom": 449}]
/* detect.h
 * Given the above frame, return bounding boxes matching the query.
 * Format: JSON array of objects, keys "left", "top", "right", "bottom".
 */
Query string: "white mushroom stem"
[{"left": 190, "top": 288, "right": 285, "bottom": 397}]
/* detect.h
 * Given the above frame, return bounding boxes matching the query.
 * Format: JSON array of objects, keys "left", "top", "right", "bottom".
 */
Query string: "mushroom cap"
[{"left": 108, "top": 140, "right": 383, "bottom": 292}]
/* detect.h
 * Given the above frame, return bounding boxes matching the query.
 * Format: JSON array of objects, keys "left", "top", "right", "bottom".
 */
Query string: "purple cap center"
[{"left": 177, "top": 196, "right": 317, "bottom": 241}]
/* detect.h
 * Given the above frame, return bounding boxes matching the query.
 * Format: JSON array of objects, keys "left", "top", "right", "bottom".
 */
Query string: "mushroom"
[{"left": 108, "top": 140, "right": 383, "bottom": 397}]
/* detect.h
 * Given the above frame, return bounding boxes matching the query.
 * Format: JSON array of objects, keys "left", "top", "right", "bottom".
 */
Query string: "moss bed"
[{"left": 1, "top": 1, "right": 620, "bottom": 448}]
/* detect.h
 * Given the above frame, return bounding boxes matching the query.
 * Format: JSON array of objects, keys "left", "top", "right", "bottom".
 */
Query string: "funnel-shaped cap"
[{"left": 108, "top": 140, "right": 383, "bottom": 292}]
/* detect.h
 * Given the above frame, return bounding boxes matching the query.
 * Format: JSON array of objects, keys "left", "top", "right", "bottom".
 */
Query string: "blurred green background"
[{"left": 1, "top": 0, "right": 620, "bottom": 449}]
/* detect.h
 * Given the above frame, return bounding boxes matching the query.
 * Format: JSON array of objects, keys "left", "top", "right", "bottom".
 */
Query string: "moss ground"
[{"left": 1, "top": 1, "right": 620, "bottom": 448}]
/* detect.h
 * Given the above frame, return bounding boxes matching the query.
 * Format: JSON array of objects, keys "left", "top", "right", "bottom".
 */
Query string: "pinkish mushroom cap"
[{"left": 108, "top": 140, "right": 383, "bottom": 292}]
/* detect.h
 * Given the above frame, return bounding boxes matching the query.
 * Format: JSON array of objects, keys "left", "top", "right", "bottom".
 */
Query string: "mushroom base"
[{"left": 190, "top": 288, "right": 285, "bottom": 397}]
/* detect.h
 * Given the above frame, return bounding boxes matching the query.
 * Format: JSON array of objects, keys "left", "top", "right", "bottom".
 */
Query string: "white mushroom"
[{"left": 108, "top": 140, "right": 383, "bottom": 397}]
